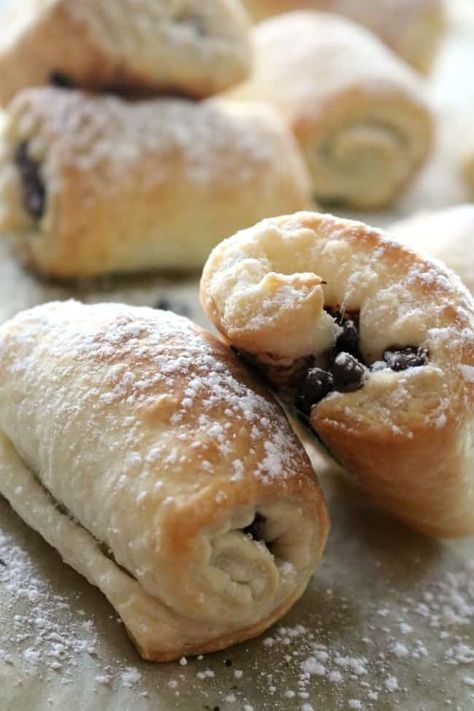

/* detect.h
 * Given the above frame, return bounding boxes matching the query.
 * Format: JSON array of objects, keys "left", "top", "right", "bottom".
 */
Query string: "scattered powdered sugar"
[
  {"left": 8, "top": 302, "right": 306, "bottom": 489},
  {"left": 460, "top": 364, "right": 474, "bottom": 383},
  {"left": 0, "top": 528, "right": 143, "bottom": 692},
  {"left": 14, "top": 89, "right": 281, "bottom": 189}
]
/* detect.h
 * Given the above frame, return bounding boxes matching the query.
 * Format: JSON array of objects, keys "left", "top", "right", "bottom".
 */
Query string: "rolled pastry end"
[
  {"left": 0, "top": 88, "right": 311, "bottom": 278},
  {"left": 0, "top": 301, "right": 329, "bottom": 660},
  {"left": 303, "top": 93, "right": 433, "bottom": 210},
  {"left": 201, "top": 212, "right": 474, "bottom": 537},
  {"left": 229, "top": 12, "right": 434, "bottom": 210}
]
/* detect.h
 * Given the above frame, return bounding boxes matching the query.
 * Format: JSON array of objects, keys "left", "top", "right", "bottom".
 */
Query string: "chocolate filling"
[
  {"left": 295, "top": 308, "right": 430, "bottom": 417},
  {"left": 14, "top": 142, "right": 46, "bottom": 220},
  {"left": 383, "top": 346, "right": 429, "bottom": 371},
  {"left": 242, "top": 513, "right": 267, "bottom": 543},
  {"left": 49, "top": 71, "right": 76, "bottom": 89}
]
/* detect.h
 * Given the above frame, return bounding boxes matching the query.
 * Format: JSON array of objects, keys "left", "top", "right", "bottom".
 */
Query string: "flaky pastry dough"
[
  {"left": 0, "top": 301, "right": 329, "bottom": 661},
  {"left": 201, "top": 211, "right": 474, "bottom": 538},
  {"left": 0, "top": 0, "right": 252, "bottom": 104},
  {"left": 227, "top": 11, "right": 433, "bottom": 209},
  {"left": 0, "top": 88, "right": 310, "bottom": 278}
]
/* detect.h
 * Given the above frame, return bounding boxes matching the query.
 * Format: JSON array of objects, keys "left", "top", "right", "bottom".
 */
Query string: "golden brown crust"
[
  {"left": 0, "top": 301, "right": 329, "bottom": 660},
  {"left": 200, "top": 211, "right": 474, "bottom": 537},
  {"left": 0, "top": 88, "right": 310, "bottom": 278},
  {"left": 0, "top": 0, "right": 252, "bottom": 104}
]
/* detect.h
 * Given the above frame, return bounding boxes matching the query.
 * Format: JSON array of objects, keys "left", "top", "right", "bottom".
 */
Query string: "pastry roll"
[
  {"left": 0, "top": 0, "right": 251, "bottom": 105},
  {"left": 227, "top": 12, "right": 433, "bottom": 210},
  {"left": 0, "top": 301, "right": 329, "bottom": 661},
  {"left": 391, "top": 205, "right": 474, "bottom": 295},
  {"left": 200, "top": 211, "right": 474, "bottom": 538},
  {"left": 0, "top": 87, "right": 310, "bottom": 279},
  {"left": 241, "top": 0, "right": 445, "bottom": 73}
]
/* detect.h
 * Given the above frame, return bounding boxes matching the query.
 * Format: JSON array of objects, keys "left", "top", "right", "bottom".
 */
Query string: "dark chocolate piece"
[
  {"left": 296, "top": 367, "right": 334, "bottom": 416},
  {"left": 14, "top": 142, "right": 46, "bottom": 220},
  {"left": 49, "top": 71, "right": 76, "bottom": 89},
  {"left": 332, "top": 352, "right": 366, "bottom": 392},
  {"left": 383, "top": 346, "right": 428, "bottom": 372},
  {"left": 335, "top": 317, "right": 361, "bottom": 360},
  {"left": 242, "top": 513, "right": 266, "bottom": 542}
]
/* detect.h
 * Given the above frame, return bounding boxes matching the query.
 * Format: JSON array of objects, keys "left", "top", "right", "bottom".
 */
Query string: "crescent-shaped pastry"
[
  {"left": 0, "top": 0, "right": 251, "bottom": 104},
  {"left": 0, "top": 301, "right": 329, "bottom": 661},
  {"left": 200, "top": 211, "right": 474, "bottom": 538},
  {"left": 0, "top": 87, "right": 310, "bottom": 278},
  {"left": 227, "top": 12, "right": 433, "bottom": 209},
  {"left": 391, "top": 205, "right": 474, "bottom": 295},
  {"left": 241, "top": 0, "right": 444, "bottom": 73}
]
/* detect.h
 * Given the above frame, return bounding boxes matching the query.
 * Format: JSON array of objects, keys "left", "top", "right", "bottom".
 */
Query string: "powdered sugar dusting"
[
  {"left": 12, "top": 89, "right": 281, "bottom": 188},
  {"left": 0, "top": 527, "right": 142, "bottom": 691}
]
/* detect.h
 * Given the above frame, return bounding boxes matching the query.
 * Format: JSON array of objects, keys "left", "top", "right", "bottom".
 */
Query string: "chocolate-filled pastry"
[
  {"left": 0, "top": 88, "right": 310, "bottom": 279},
  {"left": 0, "top": 0, "right": 251, "bottom": 105},
  {"left": 227, "top": 12, "right": 433, "bottom": 209},
  {"left": 241, "top": 0, "right": 445, "bottom": 73},
  {"left": 0, "top": 301, "right": 329, "bottom": 661},
  {"left": 391, "top": 205, "right": 474, "bottom": 296},
  {"left": 200, "top": 212, "right": 474, "bottom": 538}
]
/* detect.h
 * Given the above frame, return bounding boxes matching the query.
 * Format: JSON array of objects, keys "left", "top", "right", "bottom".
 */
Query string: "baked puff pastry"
[
  {"left": 200, "top": 211, "right": 474, "bottom": 538},
  {"left": 0, "top": 0, "right": 251, "bottom": 105},
  {"left": 0, "top": 301, "right": 329, "bottom": 661},
  {"left": 241, "top": 0, "right": 445, "bottom": 74},
  {"left": 227, "top": 12, "right": 433, "bottom": 210},
  {"left": 0, "top": 87, "right": 310, "bottom": 279},
  {"left": 391, "top": 205, "right": 474, "bottom": 296}
]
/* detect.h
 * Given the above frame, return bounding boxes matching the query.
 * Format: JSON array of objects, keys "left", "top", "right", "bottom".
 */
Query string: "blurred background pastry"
[
  {"left": 0, "top": 87, "right": 310, "bottom": 278},
  {"left": 241, "top": 0, "right": 445, "bottom": 73},
  {"left": 227, "top": 12, "right": 433, "bottom": 210},
  {"left": 391, "top": 204, "right": 474, "bottom": 294},
  {"left": 0, "top": 0, "right": 252, "bottom": 105}
]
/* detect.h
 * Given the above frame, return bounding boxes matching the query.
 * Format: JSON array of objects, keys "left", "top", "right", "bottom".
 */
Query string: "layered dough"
[
  {"left": 200, "top": 211, "right": 474, "bottom": 538},
  {"left": 241, "top": 0, "right": 445, "bottom": 73},
  {"left": 0, "top": 0, "right": 251, "bottom": 104},
  {"left": 0, "top": 87, "right": 310, "bottom": 278},
  {"left": 391, "top": 205, "right": 474, "bottom": 295},
  {"left": 0, "top": 301, "right": 329, "bottom": 661},
  {"left": 227, "top": 12, "right": 433, "bottom": 209}
]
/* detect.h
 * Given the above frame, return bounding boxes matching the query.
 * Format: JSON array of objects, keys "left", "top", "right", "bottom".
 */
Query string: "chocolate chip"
[
  {"left": 242, "top": 513, "right": 266, "bottom": 542},
  {"left": 223, "top": 659, "right": 232, "bottom": 667},
  {"left": 335, "top": 317, "right": 361, "bottom": 360},
  {"left": 49, "top": 71, "right": 76, "bottom": 89},
  {"left": 0, "top": 558, "right": 6, "bottom": 567},
  {"left": 14, "top": 142, "right": 46, "bottom": 220},
  {"left": 296, "top": 367, "right": 334, "bottom": 415},
  {"left": 332, "top": 352, "right": 366, "bottom": 392},
  {"left": 383, "top": 346, "right": 428, "bottom": 372}
]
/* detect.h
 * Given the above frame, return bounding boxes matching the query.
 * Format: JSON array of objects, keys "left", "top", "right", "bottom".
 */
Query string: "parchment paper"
[{"left": 0, "top": 2, "right": 473, "bottom": 709}]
